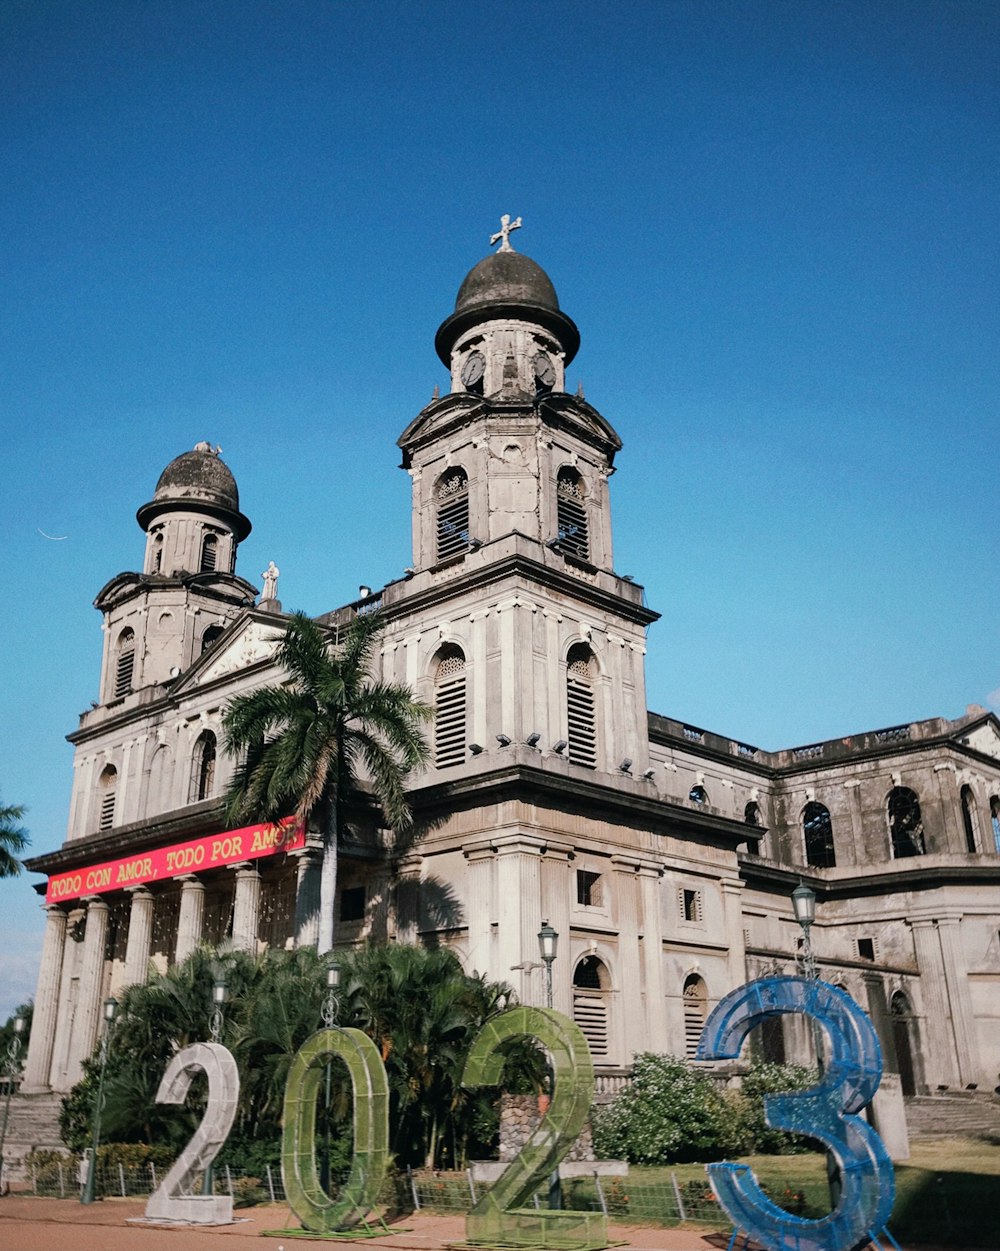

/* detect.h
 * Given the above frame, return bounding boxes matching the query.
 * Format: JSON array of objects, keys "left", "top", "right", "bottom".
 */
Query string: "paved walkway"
[{"left": 0, "top": 1196, "right": 732, "bottom": 1251}]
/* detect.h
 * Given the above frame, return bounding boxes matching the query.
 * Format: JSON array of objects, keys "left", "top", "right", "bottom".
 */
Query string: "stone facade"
[{"left": 18, "top": 241, "right": 1000, "bottom": 1142}]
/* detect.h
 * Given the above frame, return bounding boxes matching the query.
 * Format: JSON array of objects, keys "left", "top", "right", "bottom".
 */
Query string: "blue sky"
[{"left": 1, "top": 1, "right": 997, "bottom": 1017}]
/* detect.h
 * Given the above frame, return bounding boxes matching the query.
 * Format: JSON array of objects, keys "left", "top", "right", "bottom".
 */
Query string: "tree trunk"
[{"left": 318, "top": 802, "right": 338, "bottom": 955}]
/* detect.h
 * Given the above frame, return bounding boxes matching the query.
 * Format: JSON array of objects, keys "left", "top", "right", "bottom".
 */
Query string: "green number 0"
[
  {"left": 281, "top": 1028, "right": 389, "bottom": 1233},
  {"left": 462, "top": 1006, "right": 608, "bottom": 1250}
]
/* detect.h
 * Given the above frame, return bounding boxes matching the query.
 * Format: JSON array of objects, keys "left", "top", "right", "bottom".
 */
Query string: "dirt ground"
[{"left": 0, "top": 1195, "right": 735, "bottom": 1251}]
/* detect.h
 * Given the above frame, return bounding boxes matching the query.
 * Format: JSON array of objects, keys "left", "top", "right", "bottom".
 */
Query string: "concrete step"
[{"left": 905, "top": 1094, "right": 1000, "bottom": 1139}]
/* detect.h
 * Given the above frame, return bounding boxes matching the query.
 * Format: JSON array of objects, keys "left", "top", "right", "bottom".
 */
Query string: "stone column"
[
  {"left": 638, "top": 865, "right": 669, "bottom": 1053},
  {"left": 122, "top": 887, "right": 155, "bottom": 988},
  {"left": 464, "top": 845, "right": 495, "bottom": 979},
  {"left": 66, "top": 897, "right": 109, "bottom": 1087},
  {"left": 909, "top": 918, "right": 959, "bottom": 1087},
  {"left": 935, "top": 915, "right": 980, "bottom": 1085},
  {"left": 494, "top": 837, "right": 542, "bottom": 1008},
  {"left": 22, "top": 906, "right": 68, "bottom": 1093},
  {"left": 393, "top": 855, "right": 422, "bottom": 946},
  {"left": 720, "top": 877, "right": 747, "bottom": 993},
  {"left": 292, "top": 848, "right": 322, "bottom": 949},
  {"left": 231, "top": 863, "right": 262, "bottom": 953},
  {"left": 175, "top": 875, "right": 205, "bottom": 963},
  {"left": 611, "top": 856, "right": 643, "bottom": 1062}
]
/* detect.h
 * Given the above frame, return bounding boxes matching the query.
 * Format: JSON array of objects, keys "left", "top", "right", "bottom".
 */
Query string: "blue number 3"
[{"left": 696, "top": 976, "right": 895, "bottom": 1251}]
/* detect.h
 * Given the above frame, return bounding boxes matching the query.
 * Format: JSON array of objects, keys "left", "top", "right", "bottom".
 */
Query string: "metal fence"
[{"left": 16, "top": 1156, "right": 775, "bottom": 1226}]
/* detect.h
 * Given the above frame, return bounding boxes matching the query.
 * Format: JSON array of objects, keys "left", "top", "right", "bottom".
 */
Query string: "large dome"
[
  {"left": 435, "top": 250, "right": 580, "bottom": 366},
  {"left": 454, "top": 251, "right": 561, "bottom": 317},
  {"left": 137, "top": 444, "right": 251, "bottom": 540}
]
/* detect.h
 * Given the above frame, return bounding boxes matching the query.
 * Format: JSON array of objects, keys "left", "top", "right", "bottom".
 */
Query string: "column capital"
[
  {"left": 125, "top": 885, "right": 154, "bottom": 899},
  {"left": 232, "top": 861, "right": 260, "bottom": 878},
  {"left": 82, "top": 895, "right": 109, "bottom": 911},
  {"left": 176, "top": 873, "right": 205, "bottom": 886}
]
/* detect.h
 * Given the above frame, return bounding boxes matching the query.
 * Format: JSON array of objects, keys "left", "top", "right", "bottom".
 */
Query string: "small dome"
[
  {"left": 435, "top": 250, "right": 580, "bottom": 367},
  {"left": 137, "top": 443, "right": 251, "bottom": 541},
  {"left": 152, "top": 445, "right": 241, "bottom": 512},
  {"left": 454, "top": 251, "right": 561, "bottom": 317}
]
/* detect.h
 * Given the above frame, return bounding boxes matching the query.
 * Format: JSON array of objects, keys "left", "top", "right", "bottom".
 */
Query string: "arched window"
[
  {"left": 803, "top": 801, "right": 836, "bottom": 867},
  {"left": 556, "top": 467, "right": 589, "bottom": 560},
  {"left": 114, "top": 628, "right": 135, "bottom": 698},
  {"left": 190, "top": 731, "right": 217, "bottom": 802},
  {"left": 744, "top": 801, "right": 761, "bottom": 826},
  {"left": 682, "top": 974, "right": 708, "bottom": 1059},
  {"left": 566, "top": 643, "right": 597, "bottom": 768},
  {"left": 201, "top": 624, "right": 225, "bottom": 653},
  {"left": 890, "top": 991, "right": 918, "bottom": 1096},
  {"left": 200, "top": 532, "right": 219, "bottom": 572},
  {"left": 98, "top": 765, "right": 118, "bottom": 832},
  {"left": 689, "top": 784, "right": 708, "bottom": 805},
  {"left": 434, "top": 646, "right": 466, "bottom": 767},
  {"left": 436, "top": 468, "right": 470, "bottom": 561},
  {"left": 961, "top": 786, "right": 980, "bottom": 853},
  {"left": 888, "top": 787, "right": 925, "bottom": 858},
  {"left": 151, "top": 532, "right": 164, "bottom": 573},
  {"left": 573, "top": 956, "right": 610, "bottom": 1060},
  {"left": 991, "top": 796, "right": 1000, "bottom": 854}
]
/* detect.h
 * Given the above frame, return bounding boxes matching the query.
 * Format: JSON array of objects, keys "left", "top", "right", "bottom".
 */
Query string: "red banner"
[{"left": 45, "top": 818, "right": 305, "bottom": 904}]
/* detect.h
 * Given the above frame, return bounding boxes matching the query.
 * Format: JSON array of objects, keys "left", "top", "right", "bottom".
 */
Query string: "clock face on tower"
[
  {"left": 461, "top": 350, "right": 485, "bottom": 390},
  {"left": 532, "top": 351, "right": 555, "bottom": 390}
]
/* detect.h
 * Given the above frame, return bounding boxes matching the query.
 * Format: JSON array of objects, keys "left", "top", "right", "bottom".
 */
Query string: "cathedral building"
[{"left": 19, "top": 230, "right": 1000, "bottom": 1142}]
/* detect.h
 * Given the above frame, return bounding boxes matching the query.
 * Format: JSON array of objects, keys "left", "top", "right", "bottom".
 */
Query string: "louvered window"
[
  {"left": 114, "top": 629, "right": 135, "bottom": 698},
  {"left": 436, "top": 469, "right": 470, "bottom": 561},
  {"left": 678, "top": 887, "right": 703, "bottom": 924},
  {"left": 566, "top": 647, "right": 596, "bottom": 769},
  {"left": 683, "top": 975, "right": 708, "bottom": 1059},
  {"left": 98, "top": 766, "right": 117, "bottom": 832},
  {"left": 200, "top": 532, "right": 218, "bottom": 572},
  {"left": 435, "top": 650, "right": 467, "bottom": 767},
  {"left": 573, "top": 957, "right": 609, "bottom": 1060},
  {"left": 556, "top": 469, "right": 589, "bottom": 560}
]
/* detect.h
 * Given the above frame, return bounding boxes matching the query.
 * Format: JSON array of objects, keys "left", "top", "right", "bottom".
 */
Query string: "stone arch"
[
  {"left": 189, "top": 729, "right": 217, "bottom": 803},
  {"left": 890, "top": 989, "right": 919, "bottom": 1095},
  {"left": 803, "top": 801, "right": 836, "bottom": 867},
  {"left": 565, "top": 641, "right": 598, "bottom": 768},
  {"left": 432, "top": 643, "right": 467, "bottom": 767},
  {"left": 682, "top": 972, "right": 708, "bottom": 1059},
  {"left": 887, "top": 787, "right": 925, "bottom": 857},
  {"left": 114, "top": 627, "right": 136, "bottom": 698},
  {"left": 435, "top": 466, "right": 470, "bottom": 561},
  {"left": 97, "top": 764, "right": 118, "bottom": 832}
]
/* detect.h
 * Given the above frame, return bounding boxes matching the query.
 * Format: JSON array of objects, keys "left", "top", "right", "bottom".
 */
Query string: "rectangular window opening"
[
  {"left": 679, "top": 887, "right": 703, "bottom": 924},
  {"left": 339, "top": 886, "right": 366, "bottom": 923},
  {"left": 577, "top": 870, "right": 602, "bottom": 907}
]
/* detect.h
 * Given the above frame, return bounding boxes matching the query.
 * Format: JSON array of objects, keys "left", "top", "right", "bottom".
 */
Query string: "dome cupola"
[{"left": 435, "top": 217, "right": 580, "bottom": 394}]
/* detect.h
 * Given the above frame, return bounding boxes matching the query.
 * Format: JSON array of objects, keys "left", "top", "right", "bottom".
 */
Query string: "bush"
[
  {"left": 592, "top": 1054, "right": 747, "bottom": 1164},
  {"left": 740, "top": 1062, "right": 819, "bottom": 1154}
]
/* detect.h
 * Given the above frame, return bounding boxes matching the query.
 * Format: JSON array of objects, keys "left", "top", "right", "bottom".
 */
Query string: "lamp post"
[
  {"left": 537, "top": 920, "right": 558, "bottom": 1010},
  {"left": 791, "top": 882, "right": 840, "bottom": 1208},
  {"left": 0, "top": 1014, "right": 25, "bottom": 1194},
  {"left": 537, "top": 921, "right": 560, "bottom": 1210},
  {"left": 320, "top": 961, "right": 341, "bottom": 1192},
  {"left": 202, "top": 974, "right": 229, "bottom": 1197},
  {"left": 81, "top": 997, "right": 118, "bottom": 1204},
  {"left": 791, "top": 882, "right": 818, "bottom": 981}
]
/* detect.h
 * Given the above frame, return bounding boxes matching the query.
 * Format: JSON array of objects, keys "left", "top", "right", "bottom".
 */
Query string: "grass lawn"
[{"left": 602, "top": 1138, "right": 1000, "bottom": 1247}]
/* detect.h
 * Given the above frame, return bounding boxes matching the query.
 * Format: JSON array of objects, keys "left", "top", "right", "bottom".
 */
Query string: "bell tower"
[{"left": 94, "top": 444, "right": 257, "bottom": 705}]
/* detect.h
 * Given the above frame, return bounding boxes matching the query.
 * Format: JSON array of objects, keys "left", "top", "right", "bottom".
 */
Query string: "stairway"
[
  {"left": 1, "top": 1092, "right": 66, "bottom": 1180},
  {"left": 905, "top": 1093, "right": 1000, "bottom": 1140}
]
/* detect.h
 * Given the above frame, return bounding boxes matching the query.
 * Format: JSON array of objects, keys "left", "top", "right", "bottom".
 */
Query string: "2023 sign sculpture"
[{"left": 140, "top": 975, "right": 895, "bottom": 1251}]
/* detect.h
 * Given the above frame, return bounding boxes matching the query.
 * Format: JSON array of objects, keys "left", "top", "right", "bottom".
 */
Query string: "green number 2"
[
  {"left": 281, "top": 1028, "right": 389, "bottom": 1233},
  {"left": 462, "top": 1006, "right": 609, "bottom": 1250}
]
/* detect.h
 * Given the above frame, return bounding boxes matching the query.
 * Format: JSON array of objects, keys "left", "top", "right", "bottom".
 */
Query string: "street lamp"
[
  {"left": 81, "top": 997, "right": 118, "bottom": 1204},
  {"left": 0, "top": 1014, "right": 26, "bottom": 1194},
  {"left": 536, "top": 921, "right": 560, "bottom": 1210},
  {"left": 209, "top": 974, "right": 229, "bottom": 1044},
  {"left": 791, "top": 882, "right": 817, "bottom": 981},
  {"left": 537, "top": 921, "right": 558, "bottom": 1010},
  {"left": 320, "top": 960, "right": 341, "bottom": 1192}
]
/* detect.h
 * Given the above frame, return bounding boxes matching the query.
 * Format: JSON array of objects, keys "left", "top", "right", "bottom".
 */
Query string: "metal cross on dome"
[{"left": 490, "top": 213, "right": 522, "bottom": 252}]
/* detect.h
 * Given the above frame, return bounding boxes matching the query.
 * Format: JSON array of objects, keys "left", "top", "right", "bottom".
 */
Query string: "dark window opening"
[
  {"left": 803, "top": 801, "right": 836, "bottom": 868},
  {"left": 190, "top": 731, "right": 217, "bottom": 803},
  {"left": 340, "top": 886, "right": 365, "bottom": 923},
  {"left": 961, "top": 786, "right": 979, "bottom": 853},
  {"left": 98, "top": 766, "right": 117, "bottom": 832},
  {"left": 857, "top": 937, "right": 876, "bottom": 961},
  {"left": 577, "top": 870, "right": 602, "bottom": 907},
  {"left": 202, "top": 625, "right": 225, "bottom": 653},
  {"left": 888, "top": 787, "right": 925, "bottom": 858},
  {"left": 683, "top": 974, "right": 708, "bottom": 1059},
  {"left": 689, "top": 784, "right": 708, "bottom": 805},
  {"left": 744, "top": 801, "right": 761, "bottom": 826},
  {"left": 200, "top": 533, "right": 218, "bottom": 572},
  {"left": 114, "top": 629, "right": 135, "bottom": 698},
  {"left": 681, "top": 888, "right": 703, "bottom": 923},
  {"left": 992, "top": 796, "right": 1000, "bottom": 853}
]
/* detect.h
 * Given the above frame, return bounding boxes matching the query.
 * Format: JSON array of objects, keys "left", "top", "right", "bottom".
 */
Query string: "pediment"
[
  {"left": 538, "top": 393, "right": 622, "bottom": 456},
  {"left": 398, "top": 393, "right": 484, "bottom": 461},
  {"left": 172, "top": 610, "right": 286, "bottom": 693}
]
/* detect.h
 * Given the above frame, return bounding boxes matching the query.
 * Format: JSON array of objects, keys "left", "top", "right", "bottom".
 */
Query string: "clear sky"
[{"left": 1, "top": 1, "right": 997, "bottom": 1018}]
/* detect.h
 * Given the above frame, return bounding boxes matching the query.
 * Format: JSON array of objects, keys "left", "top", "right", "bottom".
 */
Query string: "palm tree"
[
  {"left": 223, "top": 611, "right": 431, "bottom": 953},
  {"left": 0, "top": 801, "right": 29, "bottom": 877}
]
